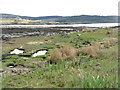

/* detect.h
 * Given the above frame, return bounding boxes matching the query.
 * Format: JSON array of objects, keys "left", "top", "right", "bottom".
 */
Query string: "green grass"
[
  {"left": 80, "top": 73, "right": 118, "bottom": 88},
  {"left": 2, "top": 28, "right": 118, "bottom": 88},
  {"left": 3, "top": 58, "right": 118, "bottom": 88}
]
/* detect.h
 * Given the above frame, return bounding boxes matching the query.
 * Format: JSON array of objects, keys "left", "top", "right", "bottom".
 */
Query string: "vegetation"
[
  {"left": 1, "top": 14, "right": 118, "bottom": 24},
  {"left": 2, "top": 28, "right": 118, "bottom": 88}
]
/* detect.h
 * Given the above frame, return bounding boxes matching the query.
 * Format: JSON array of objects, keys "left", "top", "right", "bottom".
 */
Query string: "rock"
[{"left": 1, "top": 35, "right": 10, "bottom": 41}]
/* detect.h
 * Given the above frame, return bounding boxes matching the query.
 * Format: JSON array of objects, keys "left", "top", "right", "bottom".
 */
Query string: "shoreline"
[{"left": 0, "top": 23, "right": 118, "bottom": 28}]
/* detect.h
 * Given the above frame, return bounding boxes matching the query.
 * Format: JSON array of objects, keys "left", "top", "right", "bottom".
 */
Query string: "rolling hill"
[{"left": 0, "top": 13, "right": 118, "bottom": 24}]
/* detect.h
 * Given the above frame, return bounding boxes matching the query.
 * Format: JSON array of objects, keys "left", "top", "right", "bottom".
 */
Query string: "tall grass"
[
  {"left": 47, "top": 46, "right": 80, "bottom": 62},
  {"left": 103, "top": 38, "right": 118, "bottom": 48},
  {"left": 81, "top": 42, "right": 102, "bottom": 58},
  {"left": 106, "top": 29, "right": 118, "bottom": 35},
  {"left": 48, "top": 37, "right": 118, "bottom": 61},
  {"left": 79, "top": 73, "right": 118, "bottom": 88},
  {"left": 48, "top": 49, "right": 63, "bottom": 62},
  {"left": 99, "top": 45, "right": 118, "bottom": 60},
  {"left": 82, "top": 28, "right": 93, "bottom": 33},
  {"left": 60, "top": 46, "right": 79, "bottom": 59}
]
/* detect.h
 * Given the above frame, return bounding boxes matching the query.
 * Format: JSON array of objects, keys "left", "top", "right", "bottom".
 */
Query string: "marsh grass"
[
  {"left": 2, "top": 28, "right": 118, "bottom": 88},
  {"left": 79, "top": 73, "right": 118, "bottom": 88},
  {"left": 3, "top": 60, "right": 118, "bottom": 88},
  {"left": 47, "top": 46, "right": 79, "bottom": 62},
  {"left": 48, "top": 49, "right": 63, "bottom": 62},
  {"left": 60, "top": 46, "right": 79, "bottom": 59},
  {"left": 3, "top": 61, "right": 84, "bottom": 88},
  {"left": 106, "top": 29, "right": 118, "bottom": 35},
  {"left": 82, "top": 28, "right": 93, "bottom": 33},
  {"left": 99, "top": 45, "right": 118, "bottom": 60},
  {"left": 103, "top": 38, "right": 118, "bottom": 48},
  {"left": 80, "top": 45, "right": 101, "bottom": 58}
]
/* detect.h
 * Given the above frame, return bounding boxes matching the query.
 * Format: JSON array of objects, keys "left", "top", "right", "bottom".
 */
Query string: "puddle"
[
  {"left": 10, "top": 49, "right": 24, "bottom": 54},
  {"left": 7, "top": 64, "right": 17, "bottom": 68},
  {"left": 32, "top": 50, "right": 47, "bottom": 57}
]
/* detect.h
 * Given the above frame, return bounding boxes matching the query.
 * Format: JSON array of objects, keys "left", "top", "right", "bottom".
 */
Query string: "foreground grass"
[{"left": 3, "top": 57, "right": 118, "bottom": 88}]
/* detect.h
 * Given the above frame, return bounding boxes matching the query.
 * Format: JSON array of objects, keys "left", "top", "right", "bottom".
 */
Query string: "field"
[
  {"left": 1, "top": 18, "right": 43, "bottom": 25},
  {"left": 1, "top": 27, "right": 118, "bottom": 88}
]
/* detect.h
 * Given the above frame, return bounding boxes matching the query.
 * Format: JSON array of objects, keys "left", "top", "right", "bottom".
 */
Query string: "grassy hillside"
[
  {"left": 1, "top": 14, "right": 118, "bottom": 24},
  {"left": 56, "top": 15, "right": 118, "bottom": 23},
  {"left": 2, "top": 28, "right": 118, "bottom": 88}
]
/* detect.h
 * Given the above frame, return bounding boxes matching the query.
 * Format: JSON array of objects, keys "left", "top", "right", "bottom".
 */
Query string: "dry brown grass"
[
  {"left": 106, "top": 30, "right": 118, "bottom": 35},
  {"left": 47, "top": 46, "right": 80, "bottom": 62},
  {"left": 81, "top": 38, "right": 118, "bottom": 57},
  {"left": 60, "top": 46, "right": 78, "bottom": 57},
  {"left": 47, "top": 49, "right": 63, "bottom": 62},
  {"left": 103, "top": 38, "right": 118, "bottom": 48},
  {"left": 47, "top": 37, "right": 118, "bottom": 62},
  {"left": 91, "top": 42, "right": 101, "bottom": 49},
  {"left": 80, "top": 45, "right": 100, "bottom": 58},
  {"left": 82, "top": 28, "right": 93, "bottom": 33},
  {"left": 80, "top": 42, "right": 103, "bottom": 58}
]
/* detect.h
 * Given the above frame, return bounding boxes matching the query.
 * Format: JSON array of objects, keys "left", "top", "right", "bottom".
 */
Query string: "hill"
[{"left": 0, "top": 13, "right": 118, "bottom": 24}]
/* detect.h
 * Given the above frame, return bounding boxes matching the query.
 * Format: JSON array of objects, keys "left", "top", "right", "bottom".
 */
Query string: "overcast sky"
[{"left": 0, "top": 0, "right": 119, "bottom": 17}]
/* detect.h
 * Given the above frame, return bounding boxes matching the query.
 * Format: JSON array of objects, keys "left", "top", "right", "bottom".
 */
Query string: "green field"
[{"left": 2, "top": 28, "right": 118, "bottom": 88}]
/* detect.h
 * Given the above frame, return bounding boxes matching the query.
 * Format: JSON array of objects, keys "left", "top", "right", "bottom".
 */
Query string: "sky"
[{"left": 0, "top": 0, "right": 119, "bottom": 17}]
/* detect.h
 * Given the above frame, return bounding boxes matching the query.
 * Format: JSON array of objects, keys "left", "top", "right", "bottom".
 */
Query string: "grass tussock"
[
  {"left": 80, "top": 37, "right": 118, "bottom": 58},
  {"left": 47, "top": 50, "right": 63, "bottom": 62},
  {"left": 80, "top": 45, "right": 100, "bottom": 58},
  {"left": 106, "top": 29, "right": 118, "bottom": 35},
  {"left": 47, "top": 46, "right": 80, "bottom": 62},
  {"left": 82, "top": 28, "right": 93, "bottom": 33},
  {"left": 91, "top": 42, "right": 101, "bottom": 49},
  {"left": 60, "top": 46, "right": 79, "bottom": 57},
  {"left": 80, "top": 42, "right": 102, "bottom": 58},
  {"left": 103, "top": 38, "right": 118, "bottom": 48},
  {"left": 47, "top": 37, "right": 118, "bottom": 61}
]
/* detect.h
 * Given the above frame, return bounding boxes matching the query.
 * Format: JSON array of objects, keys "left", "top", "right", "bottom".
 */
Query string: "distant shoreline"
[{"left": 0, "top": 23, "right": 118, "bottom": 28}]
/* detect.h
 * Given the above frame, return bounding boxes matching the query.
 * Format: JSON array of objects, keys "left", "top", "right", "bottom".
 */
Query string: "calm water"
[{"left": 1, "top": 23, "right": 118, "bottom": 28}]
